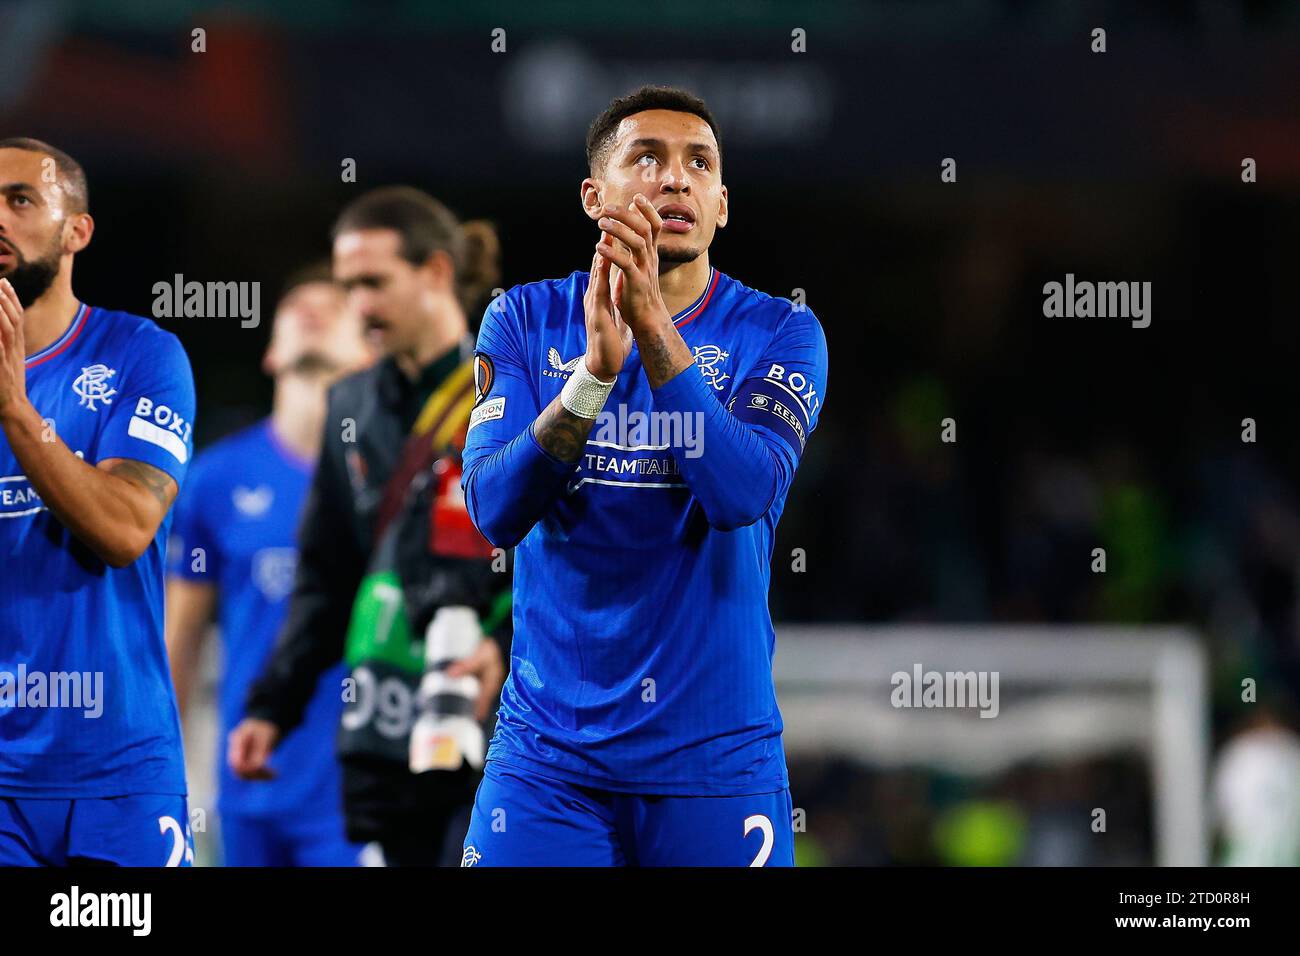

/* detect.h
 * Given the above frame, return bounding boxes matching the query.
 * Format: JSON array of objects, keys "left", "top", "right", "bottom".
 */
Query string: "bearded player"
[
  {"left": 0, "top": 138, "right": 196, "bottom": 865},
  {"left": 460, "top": 87, "right": 828, "bottom": 866}
]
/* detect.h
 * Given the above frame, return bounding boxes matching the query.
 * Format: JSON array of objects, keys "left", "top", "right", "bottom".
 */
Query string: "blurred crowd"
[{"left": 768, "top": 190, "right": 1300, "bottom": 865}]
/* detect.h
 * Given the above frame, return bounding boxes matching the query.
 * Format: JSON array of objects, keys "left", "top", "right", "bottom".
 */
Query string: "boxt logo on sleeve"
[{"left": 128, "top": 396, "right": 191, "bottom": 464}]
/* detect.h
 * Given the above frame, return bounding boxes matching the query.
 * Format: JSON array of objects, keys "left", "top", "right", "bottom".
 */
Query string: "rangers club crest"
[
  {"left": 692, "top": 344, "right": 730, "bottom": 390},
  {"left": 72, "top": 364, "right": 118, "bottom": 411}
]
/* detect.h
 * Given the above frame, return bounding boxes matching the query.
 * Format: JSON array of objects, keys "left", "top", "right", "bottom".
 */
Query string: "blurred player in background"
[
  {"left": 0, "top": 138, "right": 196, "bottom": 865},
  {"left": 228, "top": 187, "right": 512, "bottom": 866},
  {"left": 165, "top": 264, "right": 372, "bottom": 866},
  {"left": 460, "top": 86, "right": 828, "bottom": 866},
  {"left": 1213, "top": 705, "right": 1300, "bottom": 866}
]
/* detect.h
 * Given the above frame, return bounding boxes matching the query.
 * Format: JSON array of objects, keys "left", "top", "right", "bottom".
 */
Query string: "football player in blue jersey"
[
  {"left": 165, "top": 264, "right": 372, "bottom": 866},
  {"left": 0, "top": 138, "right": 197, "bottom": 866},
  {"left": 459, "top": 87, "right": 829, "bottom": 866}
]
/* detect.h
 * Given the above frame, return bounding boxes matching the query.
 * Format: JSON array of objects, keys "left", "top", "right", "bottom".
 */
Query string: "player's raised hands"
[
  {"left": 583, "top": 238, "right": 632, "bottom": 380},
  {"left": 0, "top": 278, "right": 28, "bottom": 416},
  {"left": 595, "top": 194, "right": 672, "bottom": 334}
]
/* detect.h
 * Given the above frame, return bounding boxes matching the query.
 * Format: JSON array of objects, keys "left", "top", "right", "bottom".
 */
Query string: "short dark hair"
[
  {"left": 585, "top": 86, "right": 721, "bottom": 176},
  {"left": 278, "top": 259, "right": 335, "bottom": 305},
  {"left": 0, "top": 137, "right": 89, "bottom": 214},
  {"left": 332, "top": 185, "right": 501, "bottom": 315}
]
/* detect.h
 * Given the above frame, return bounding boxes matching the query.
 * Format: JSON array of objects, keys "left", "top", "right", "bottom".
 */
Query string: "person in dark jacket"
[{"left": 228, "top": 187, "right": 510, "bottom": 866}]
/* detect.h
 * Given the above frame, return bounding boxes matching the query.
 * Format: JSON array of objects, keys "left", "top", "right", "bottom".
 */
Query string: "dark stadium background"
[{"left": 5, "top": 0, "right": 1299, "bottom": 865}]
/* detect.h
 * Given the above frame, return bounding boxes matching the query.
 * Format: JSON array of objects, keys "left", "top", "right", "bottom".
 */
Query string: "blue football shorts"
[{"left": 461, "top": 760, "right": 794, "bottom": 867}]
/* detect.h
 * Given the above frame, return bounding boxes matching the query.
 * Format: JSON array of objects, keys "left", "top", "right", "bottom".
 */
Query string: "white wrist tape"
[{"left": 560, "top": 360, "right": 617, "bottom": 419}]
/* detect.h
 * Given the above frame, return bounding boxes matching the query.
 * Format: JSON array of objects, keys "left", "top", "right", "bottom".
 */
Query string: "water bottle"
[{"left": 409, "top": 606, "right": 485, "bottom": 773}]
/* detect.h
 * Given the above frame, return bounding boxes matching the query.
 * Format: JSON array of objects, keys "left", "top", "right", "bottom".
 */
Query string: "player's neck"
[
  {"left": 657, "top": 254, "right": 711, "bottom": 318},
  {"left": 269, "top": 375, "right": 326, "bottom": 463},
  {"left": 395, "top": 305, "right": 466, "bottom": 382},
  {"left": 23, "top": 280, "right": 81, "bottom": 357}
]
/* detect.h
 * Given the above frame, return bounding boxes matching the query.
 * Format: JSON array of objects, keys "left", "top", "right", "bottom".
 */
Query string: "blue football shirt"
[
  {"left": 0, "top": 304, "right": 195, "bottom": 798},
  {"left": 170, "top": 419, "right": 349, "bottom": 819},
  {"left": 462, "top": 268, "right": 828, "bottom": 796}
]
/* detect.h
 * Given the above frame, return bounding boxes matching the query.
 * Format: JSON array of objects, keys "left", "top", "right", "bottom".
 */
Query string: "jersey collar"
[
  {"left": 264, "top": 418, "right": 316, "bottom": 474},
  {"left": 671, "top": 267, "right": 718, "bottom": 330},
  {"left": 26, "top": 303, "right": 90, "bottom": 369}
]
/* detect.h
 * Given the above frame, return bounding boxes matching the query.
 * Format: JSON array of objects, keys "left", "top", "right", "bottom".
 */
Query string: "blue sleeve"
[
  {"left": 96, "top": 324, "right": 197, "bottom": 489},
  {"left": 651, "top": 305, "right": 827, "bottom": 531},
  {"left": 461, "top": 292, "right": 577, "bottom": 549},
  {"left": 168, "top": 453, "right": 218, "bottom": 581}
]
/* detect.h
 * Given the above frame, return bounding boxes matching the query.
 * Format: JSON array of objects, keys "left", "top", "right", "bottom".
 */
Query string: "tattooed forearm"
[
  {"left": 636, "top": 322, "right": 695, "bottom": 389},
  {"left": 106, "top": 458, "right": 176, "bottom": 510},
  {"left": 532, "top": 396, "right": 598, "bottom": 462}
]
